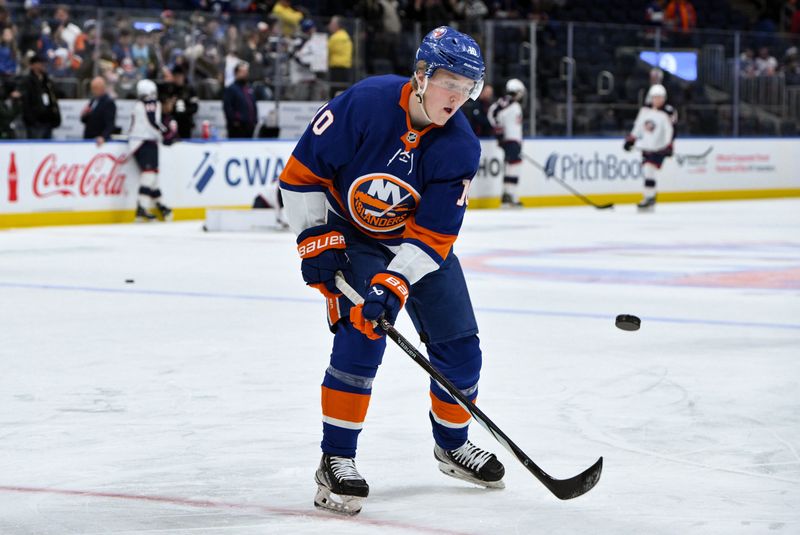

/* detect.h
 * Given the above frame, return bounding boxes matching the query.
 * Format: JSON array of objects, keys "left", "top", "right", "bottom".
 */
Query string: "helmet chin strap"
[{"left": 414, "top": 76, "right": 434, "bottom": 125}]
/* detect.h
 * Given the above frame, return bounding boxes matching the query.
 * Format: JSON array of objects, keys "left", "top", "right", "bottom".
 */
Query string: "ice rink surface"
[{"left": 1, "top": 199, "right": 798, "bottom": 534}]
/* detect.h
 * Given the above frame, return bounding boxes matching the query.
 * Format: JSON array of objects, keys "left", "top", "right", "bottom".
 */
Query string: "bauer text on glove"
[
  {"left": 349, "top": 272, "right": 410, "bottom": 339},
  {"left": 296, "top": 225, "right": 349, "bottom": 298}
]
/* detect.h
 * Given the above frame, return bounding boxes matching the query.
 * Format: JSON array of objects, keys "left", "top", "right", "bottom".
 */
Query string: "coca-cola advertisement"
[
  {"left": 32, "top": 153, "right": 129, "bottom": 199},
  {"left": 2, "top": 143, "right": 139, "bottom": 213}
]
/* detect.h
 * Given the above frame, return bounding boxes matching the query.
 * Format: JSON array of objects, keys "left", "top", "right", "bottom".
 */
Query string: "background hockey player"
[
  {"left": 127, "top": 79, "right": 177, "bottom": 221},
  {"left": 624, "top": 83, "right": 674, "bottom": 212},
  {"left": 280, "top": 26, "right": 505, "bottom": 516},
  {"left": 489, "top": 78, "right": 526, "bottom": 207}
]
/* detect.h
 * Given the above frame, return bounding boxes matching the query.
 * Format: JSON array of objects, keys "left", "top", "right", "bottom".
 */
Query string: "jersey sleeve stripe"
[
  {"left": 280, "top": 155, "right": 333, "bottom": 188},
  {"left": 402, "top": 218, "right": 456, "bottom": 262}
]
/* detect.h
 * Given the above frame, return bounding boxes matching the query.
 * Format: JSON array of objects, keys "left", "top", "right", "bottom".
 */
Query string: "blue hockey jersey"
[{"left": 279, "top": 75, "right": 481, "bottom": 284}]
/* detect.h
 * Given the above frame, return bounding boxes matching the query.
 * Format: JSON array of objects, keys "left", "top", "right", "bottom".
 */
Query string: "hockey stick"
[
  {"left": 521, "top": 153, "right": 614, "bottom": 210},
  {"left": 334, "top": 272, "right": 603, "bottom": 500}
]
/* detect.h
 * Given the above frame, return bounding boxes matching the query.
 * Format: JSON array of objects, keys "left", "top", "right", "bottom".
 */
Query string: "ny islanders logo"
[{"left": 348, "top": 174, "right": 420, "bottom": 233}]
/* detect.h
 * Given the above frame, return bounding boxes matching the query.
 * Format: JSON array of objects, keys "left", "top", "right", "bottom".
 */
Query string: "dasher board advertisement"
[{"left": 1, "top": 138, "right": 798, "bottom": 227}]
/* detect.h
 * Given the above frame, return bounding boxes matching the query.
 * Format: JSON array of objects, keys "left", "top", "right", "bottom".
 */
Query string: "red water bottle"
[
  {"left": 201, "top": 120, "right": 211, "bottom": 139},
  {"left": 7, "top": 151, "right": 17, "bottom": 202}
]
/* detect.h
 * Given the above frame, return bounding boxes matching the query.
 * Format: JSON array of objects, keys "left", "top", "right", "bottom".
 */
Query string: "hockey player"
[
  {"left": 489, "top": 78, "right": 525, "bottom": 207},
  {"left": 624, "top": 83, "right": 675, "bottom": 212},
  {"left": 280, "top": 26, "right": 505, "bottom": 516},
  {"left": 127, "top": 79, "right": 177, "bottom": 221}
]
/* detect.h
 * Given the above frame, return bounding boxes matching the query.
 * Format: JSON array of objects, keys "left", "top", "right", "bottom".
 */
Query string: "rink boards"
[{"left": 1, "top": 137, "right": 798, "bottom": 228}]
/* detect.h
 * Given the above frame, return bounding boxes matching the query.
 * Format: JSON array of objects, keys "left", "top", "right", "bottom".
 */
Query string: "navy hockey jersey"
[{"left": 279, "top": 75, "right": 481, "bottom": 284}]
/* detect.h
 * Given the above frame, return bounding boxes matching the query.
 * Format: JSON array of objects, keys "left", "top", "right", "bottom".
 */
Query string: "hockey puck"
[
  {"left": 125, "top": 279, "right": 135, "bottom": 284},
  {"left": 615, "top": 314, "right": 641, "bottom": 331}
]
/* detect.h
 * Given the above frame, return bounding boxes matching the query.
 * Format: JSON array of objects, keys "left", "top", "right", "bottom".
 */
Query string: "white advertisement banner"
[
  {"left": 1, "top": 137, "right": 798, "bottom": 224},
  {"left": 469, "top": 138, "right": 800, "bottom": 201}
]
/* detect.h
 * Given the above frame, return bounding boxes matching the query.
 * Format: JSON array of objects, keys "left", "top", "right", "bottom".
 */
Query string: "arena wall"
[{"left": 1, "top": 138, "right": 798, "bottom": 228}]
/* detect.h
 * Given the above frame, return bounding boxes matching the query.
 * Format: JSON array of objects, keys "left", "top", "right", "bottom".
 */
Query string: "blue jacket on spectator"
[{"left": 223, "top": 79, "right": 257, "bottom": 139}]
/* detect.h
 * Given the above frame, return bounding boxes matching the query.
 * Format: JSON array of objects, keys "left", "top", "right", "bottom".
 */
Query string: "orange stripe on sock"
[
  {"left": 429, "top": 391, "right": 473, "bottom": 425},
  {"left": 322, "top": 386, "right": 371, "bottom": 424}
]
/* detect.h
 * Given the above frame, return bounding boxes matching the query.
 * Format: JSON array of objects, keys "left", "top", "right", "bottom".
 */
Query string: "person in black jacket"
[
  {"left": 80, "top": 76, "right": 116, "bottom": 146},
  {"left": 168, "top": 66, "right": 198, "bottom": 139},
  {"left": 223, "top": 62, "right": 257, "bottom": 139},
  {"left": 21, "top": 54, "right": 61, "bottom": 139}
]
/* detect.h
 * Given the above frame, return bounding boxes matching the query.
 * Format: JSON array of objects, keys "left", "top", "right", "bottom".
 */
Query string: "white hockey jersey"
[
  {"left": 630, "top": 106, "right": 673, "bottom": 152},
  {"left": 128, "top": 98, "right": 167, "bottom": 153},
  {"left": 488, "top": 96, "right": 523, "bottom": 143}
]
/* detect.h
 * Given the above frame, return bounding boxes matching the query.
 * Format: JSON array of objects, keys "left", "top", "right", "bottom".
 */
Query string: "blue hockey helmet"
[{"left": 415, "top": 26, "right": 485, "bottom": 100}]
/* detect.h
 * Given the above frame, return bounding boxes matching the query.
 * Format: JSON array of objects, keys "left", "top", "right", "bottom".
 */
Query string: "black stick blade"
[{"left": 546, "top": 457, "right": 603, "bottom": 500}]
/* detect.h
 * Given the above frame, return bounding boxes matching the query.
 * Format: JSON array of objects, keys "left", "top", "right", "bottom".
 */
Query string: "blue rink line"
[{"left": 2, "top": 281, "right": 799, "bottom": 332}]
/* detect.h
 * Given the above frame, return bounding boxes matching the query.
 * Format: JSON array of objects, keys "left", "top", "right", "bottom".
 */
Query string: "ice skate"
[
  {"left": 135, "top": 204, "right": 157, "bottom": 222},
  {"left": 156, "top": 202, "right": 173, "bottom": 221},
  {"left": 501, "top": 193, "right": 523, "bottom": 208},
  {"left": 434, "top": 441, "right": 505, "bottom": 488},
  {"left": 637, "top": 195, "right": 657, "bottom": 213},
  {"left": 314, "top": 454, "right": 369, "bottom": 516}
]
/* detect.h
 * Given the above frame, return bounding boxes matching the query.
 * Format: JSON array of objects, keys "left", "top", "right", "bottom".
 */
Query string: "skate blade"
[
  {"left": 437, "top": 462, "right": 505, "bottom": 489},
  {"left": 314, "top": 485, "right": 364, "bottom": 516}
]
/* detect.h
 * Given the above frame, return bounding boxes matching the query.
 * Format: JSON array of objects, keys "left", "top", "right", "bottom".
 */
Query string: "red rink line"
[{"left": 0, "top": 485, "right": 474, "bottom": 535}]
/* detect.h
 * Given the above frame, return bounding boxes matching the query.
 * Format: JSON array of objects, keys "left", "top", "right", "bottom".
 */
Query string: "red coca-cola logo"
[{"left": 32, "top": 153, "right": 128, "bottom": 198}]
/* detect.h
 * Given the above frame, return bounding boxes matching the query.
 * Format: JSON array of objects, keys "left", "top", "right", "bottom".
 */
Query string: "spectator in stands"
[
  {"left": 407, "top": 0, "right": 455, "bottom": 29},
  {"left": 238, "top": 29, "right": 267, "bottom": 82},
  {"left": 0, "top": 82, "right": 21, "bottom": 139},
  {"left": 327, "top": 15, "right": 353, "bottom": 97},
  {"left": 167, "top": 65, "right": 199, "bottom": 139},
  {"left": 223, "top": 61, "right": 257, "bottom": 138},
  {"left": 113, "top": 29, "right": 134, "bottom": 66},
  {"left": 80, "top": 76, "right": 116, "bottom": 146},
  {"left": 132, "top": 31, "right": 158, "bottom": 79},
  {"left": 289, "top": 19, "right": 328, "bottom": 101},
  {"left": 740, "top": 47, "right": 756, "bottom": 78},
  {"left": 18, "top": 1, "right": 45, "bottom": 58},
  {"left": 755, "top": 46, "right": 778, "bottom": 76},
  {"left": 489, "top": 0, "right": 523, "bottom": 19},
  {"left": 159, "top": 10, "right": 182, "bottom": 61},
  {"left": 664, "top": 0, "right": 696, "bottom": 33},
  {"left": 448, "top": 1, "right": 490, "bottom": 46},
  {"left": 115, "top": 57, "right": 139, "bottom": 98},
  {"left": 21, "top": 54, "right": 60, "bottom": 139},
  {"left": 272, "top": 0, "right": 305, "bottom": 37},
  {"left": 0, "top": 27, "right": 18, "bottom": 76},
  {"left": 0, "top": 6, "right": 11, "bottom": 32}
]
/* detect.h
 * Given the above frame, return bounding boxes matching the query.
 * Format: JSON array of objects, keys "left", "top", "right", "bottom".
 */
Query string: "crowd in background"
[{"left": 0, "top": 0, "right": 799, "bottom": 139}]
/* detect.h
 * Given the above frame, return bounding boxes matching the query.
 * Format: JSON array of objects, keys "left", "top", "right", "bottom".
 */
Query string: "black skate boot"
[
  {"left": 434, "top": 440, "right": 505, "bottom": 489},
  {"left": 156, "top": 202, "right": 173, "bottom": 221},
  {"left": 501, "top": 193, "right": 523, "bottom": 208},
  {"left": 135, "top": 204, "right": 156, "bottom": 222},
  {"left": 637, "top": 195, "right": 656, "bottom": 213},
  {"left": 314, "top": 454, "right": 369, "bottom": 516}
]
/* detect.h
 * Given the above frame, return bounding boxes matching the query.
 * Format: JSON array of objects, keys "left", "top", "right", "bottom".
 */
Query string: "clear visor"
[{"left": 427, "top": 75, "right": 484, "bottom": 101}]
